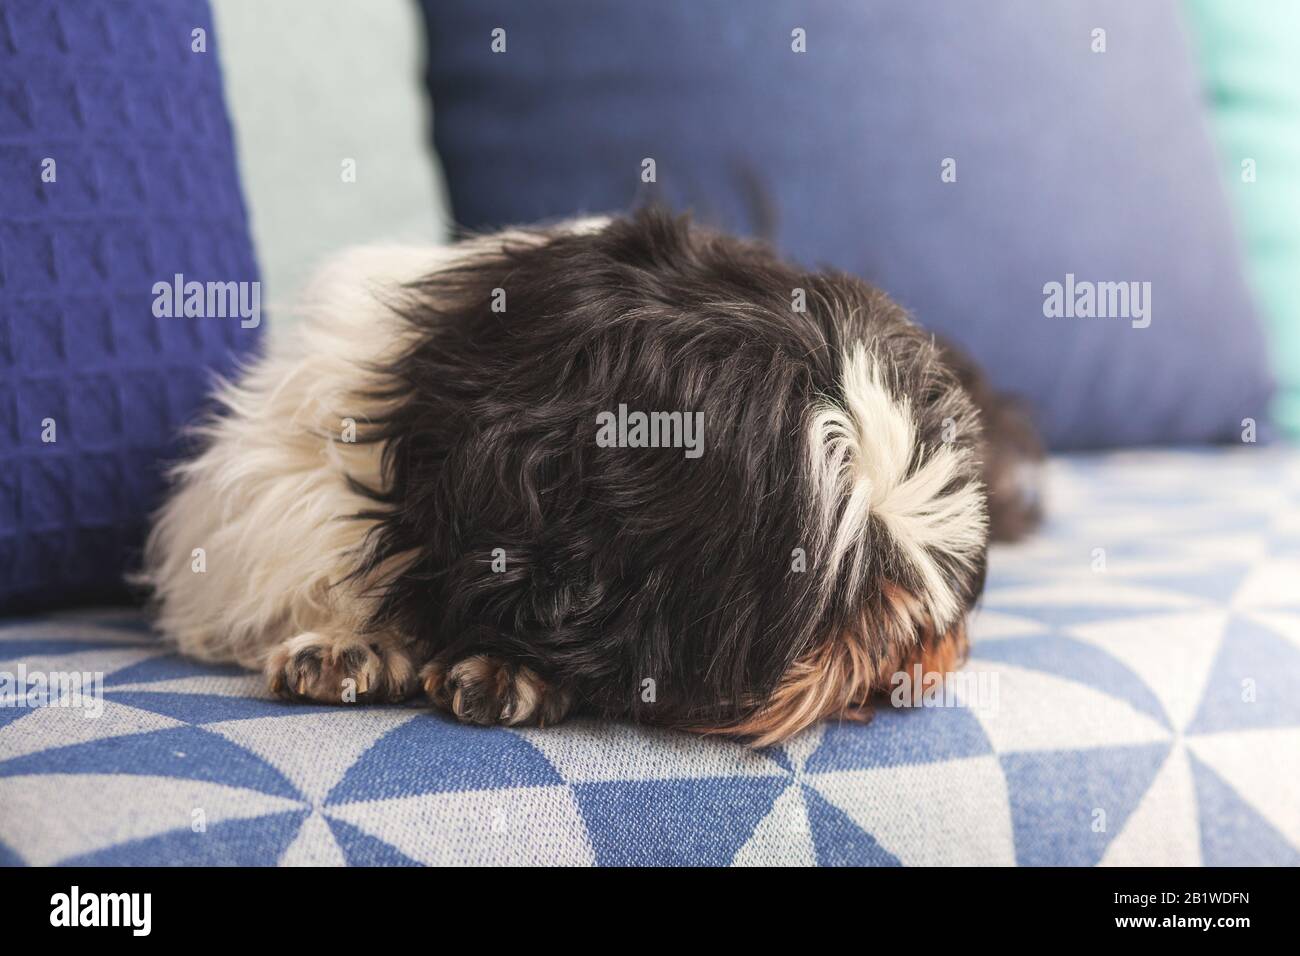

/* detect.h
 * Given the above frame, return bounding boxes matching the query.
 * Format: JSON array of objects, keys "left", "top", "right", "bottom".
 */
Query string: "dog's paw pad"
[
  {"left": 267, "top": 632, "right": 415, "bottom": 704},
  {"left": 421, "top": 655, "right": 570, "bottom": 727}
]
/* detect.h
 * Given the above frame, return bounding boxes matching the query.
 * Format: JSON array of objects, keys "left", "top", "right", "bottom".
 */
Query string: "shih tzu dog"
[{"left": 141, "top": 209, "right": 1041, "bottom": 746}]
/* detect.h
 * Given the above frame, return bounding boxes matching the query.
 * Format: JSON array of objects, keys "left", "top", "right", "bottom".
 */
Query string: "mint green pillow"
[{"left": 1186, "top": 0, "right": 1300, "bottom": 437}]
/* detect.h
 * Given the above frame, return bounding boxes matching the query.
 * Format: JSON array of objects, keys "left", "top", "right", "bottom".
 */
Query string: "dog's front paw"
[
  {"left": 267, "top": 632, "right": 416, "bottom": 704},
  {"left": 422, "top": 655, "right": 572, "bottom": 728}
]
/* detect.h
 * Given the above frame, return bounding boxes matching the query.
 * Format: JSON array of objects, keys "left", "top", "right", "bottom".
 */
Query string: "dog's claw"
[
  {"left": 266, "top": 632, "right": 416, "bottom": 705},
  {"left": 422, "top": 655, "right": 572, "bottom": 728}
]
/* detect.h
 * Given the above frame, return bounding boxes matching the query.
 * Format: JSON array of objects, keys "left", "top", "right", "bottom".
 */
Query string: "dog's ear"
[
  {"left": 934, "top": 337, "right": 1045, "bottom": 542},
  {"left": 978, "top": 392, "right": 1045, "bottom": 542}
]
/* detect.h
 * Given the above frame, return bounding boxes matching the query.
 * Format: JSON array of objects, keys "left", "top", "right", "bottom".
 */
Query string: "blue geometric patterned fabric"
[{"left": 2, "top": 449, "right": 1298, "bottom": 865}]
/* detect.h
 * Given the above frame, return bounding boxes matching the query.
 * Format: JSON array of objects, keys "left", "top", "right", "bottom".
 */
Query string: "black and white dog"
[{"left": 141, "top": 209, "right": 1041, "bottom": 745}]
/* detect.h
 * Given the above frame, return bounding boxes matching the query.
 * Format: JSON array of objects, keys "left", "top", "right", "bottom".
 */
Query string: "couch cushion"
[
  {"left": 418, "top": 0, "right": 1273, "bottom": 450},
  {"left": 0, "top": 0, "right": 262, "bottom": 611},
  {"left": 1, "top": 449, "right": 1296, "bottom": 865}
]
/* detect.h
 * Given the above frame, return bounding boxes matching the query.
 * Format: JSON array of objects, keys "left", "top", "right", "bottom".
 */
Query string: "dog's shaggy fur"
[{"left": 140, "top": 210, "right": 1041, "bottom": 745}]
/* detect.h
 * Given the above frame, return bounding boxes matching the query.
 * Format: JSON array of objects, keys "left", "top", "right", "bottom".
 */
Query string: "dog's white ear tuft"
[{"left": 806, "top": 343, "right": 987, "bottom": 626}]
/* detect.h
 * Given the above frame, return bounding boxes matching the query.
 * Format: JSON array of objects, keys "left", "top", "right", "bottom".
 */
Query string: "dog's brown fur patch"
[{"left": 704, "top": 581, "right": 970, "bottom": 747}]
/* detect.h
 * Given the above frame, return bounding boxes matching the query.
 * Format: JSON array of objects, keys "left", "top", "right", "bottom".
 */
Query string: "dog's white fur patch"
[
  {"left": 141, "top": 220, "right": 610, "bottom": 668},
  {"left": 139, "top": 245, "right": 429, "bottom": 666},
  {"left": 807, "top": 343, "right": 986, "bottom": 627}
]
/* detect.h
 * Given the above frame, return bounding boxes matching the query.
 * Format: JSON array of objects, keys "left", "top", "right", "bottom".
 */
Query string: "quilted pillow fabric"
[
  {"left": 0, "top": 0, "right": 262, "bottom": 611},
  {"left": 418, "top": 0, "right": 1274, "bottom": 450}
]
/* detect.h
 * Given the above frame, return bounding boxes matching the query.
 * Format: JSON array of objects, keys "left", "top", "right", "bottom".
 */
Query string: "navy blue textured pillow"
[
  {"left": 0, "top": 0, "right": 261, "bottom": 612},
  {"left": 419, "top": 0, "right": 1273, "bottom": 449}
]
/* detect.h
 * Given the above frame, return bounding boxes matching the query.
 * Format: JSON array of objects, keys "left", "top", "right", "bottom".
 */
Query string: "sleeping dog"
[{"left": 140, "top": 209, "right": 1041, "bottom": 746}]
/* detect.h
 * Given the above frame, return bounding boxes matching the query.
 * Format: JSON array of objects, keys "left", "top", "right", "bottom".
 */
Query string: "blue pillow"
[
  {"left": 418, "top": 0, "right": 1273, "bottom": 450},
  {"left": 0, "top": 0, "right": 262, "bottom": 612}
]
